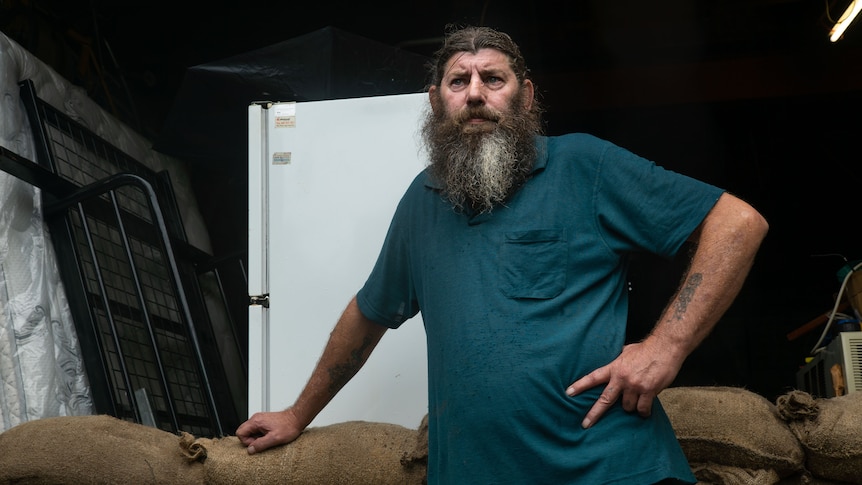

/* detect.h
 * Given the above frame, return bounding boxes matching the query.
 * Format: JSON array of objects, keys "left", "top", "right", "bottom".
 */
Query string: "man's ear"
[
  {"left": 521, "top": 79, "right": 534, "bottom": 110},
  {"left": 428, "top": 86, "right": 440, "bottom": 115}
]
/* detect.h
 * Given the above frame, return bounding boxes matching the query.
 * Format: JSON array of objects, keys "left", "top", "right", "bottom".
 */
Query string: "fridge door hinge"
[{"left": 249, "top": 294, "right": 270, "bottom": 308}]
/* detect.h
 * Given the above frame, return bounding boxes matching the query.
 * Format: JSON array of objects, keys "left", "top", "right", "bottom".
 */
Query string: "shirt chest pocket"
[{"left": 498, "top": 229, "right": 567, "bottom": 299}]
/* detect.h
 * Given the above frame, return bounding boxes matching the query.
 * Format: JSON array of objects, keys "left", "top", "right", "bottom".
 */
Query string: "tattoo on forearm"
[
  {"left": 327, "top": 334, "right": 375, "bottom": 394},
  {"left": 673, "top": 273, "right": 703, "bottom": 320}
]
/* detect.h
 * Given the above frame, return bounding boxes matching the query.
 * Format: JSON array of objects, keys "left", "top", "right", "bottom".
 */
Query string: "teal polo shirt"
[{"left": 357, "top": 133, "right": 723, "bottom": 484}]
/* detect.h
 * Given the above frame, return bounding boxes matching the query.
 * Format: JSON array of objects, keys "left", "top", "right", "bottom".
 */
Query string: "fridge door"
[{"left": 248, "top": 93, "right": 429, "bottom": 429}]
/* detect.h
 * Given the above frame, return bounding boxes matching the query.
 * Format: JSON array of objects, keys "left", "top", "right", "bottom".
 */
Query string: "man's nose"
[{"left": 466, "top": 77, "right": 486, "bottom": 104}]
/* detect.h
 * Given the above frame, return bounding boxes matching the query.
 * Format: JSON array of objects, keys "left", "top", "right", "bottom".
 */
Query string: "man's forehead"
[{"left": 444, "top": 48, "right": 512, "bottom": 73}]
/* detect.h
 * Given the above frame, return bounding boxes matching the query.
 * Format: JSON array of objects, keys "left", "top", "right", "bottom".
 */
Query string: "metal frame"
[{"left": 3, "top": 79, "right": 247, "bottom": 436}]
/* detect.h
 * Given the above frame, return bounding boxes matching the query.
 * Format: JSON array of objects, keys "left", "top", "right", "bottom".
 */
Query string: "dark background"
[{"left": 2, "top": 0, "right": 861, "bottom": 402}]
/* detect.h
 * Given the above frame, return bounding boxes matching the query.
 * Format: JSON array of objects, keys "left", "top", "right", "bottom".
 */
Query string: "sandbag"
[
  {"left": 0, "top": 414, "right": 204, "bottom": 484},
  {"left": 690, "top": 462, "right": 781, "bottom": 485},
  {"left": 776, "top": 472, "right": 857, "bottom": 485},
  {"left": 777, "top": 390, "right": 862, "bottom": 484},
  {"left": 400, "top": 413, "right": 429, "bottom": 468},
  {"left": 182, "top": 420, "right": 427, "bottom": 484},
  {"left": 659, "top": 386, "right": 804, "bottom": 478}
]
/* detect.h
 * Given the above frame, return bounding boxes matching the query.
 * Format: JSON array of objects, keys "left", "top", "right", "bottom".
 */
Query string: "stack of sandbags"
[
  {"left": 659, "top": 386, "right": 805, "bottom": 484},
  {"left": 181, "top": 420, "right": 427, "bottom": 484},
  {"left": 0, "top": 414, "right": 429, "bottom": 485},
  {"left": 776, "top": 390, "right": 862, "bottom": 484},
  {"left": 0, "top": 414, "right": 204, "bottom": 484}
]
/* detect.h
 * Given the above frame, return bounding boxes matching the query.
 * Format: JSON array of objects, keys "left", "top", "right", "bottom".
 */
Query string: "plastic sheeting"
[
  {"left": 0, "top": 31, "right": 93, "bottom": 431},
  {"left": 154, "top": 26, "right": 430, "bottom": 168},
  {"left": 0, "top": 172, "right": 92, "bottom": 430}
]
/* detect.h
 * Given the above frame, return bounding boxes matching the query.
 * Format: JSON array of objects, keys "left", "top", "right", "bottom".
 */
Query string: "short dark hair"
[{"left": 427, "top": 25, "right": 531, "bottom": 87}]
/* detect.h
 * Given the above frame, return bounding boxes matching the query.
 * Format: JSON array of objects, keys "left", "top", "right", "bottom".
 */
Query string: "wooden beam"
[{"left": 786, "top": 301, "right": 851, "bottom": 341}]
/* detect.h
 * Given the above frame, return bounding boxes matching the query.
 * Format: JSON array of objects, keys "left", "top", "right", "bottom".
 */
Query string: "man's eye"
[
  {"left": 485, "top": 76, "right": 503, "bottom": 85},
  {"left": 450, "top": 79, "right": 466, "bottom": 86}
]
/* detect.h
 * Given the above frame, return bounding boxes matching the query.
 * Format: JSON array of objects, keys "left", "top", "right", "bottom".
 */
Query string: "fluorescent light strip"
[{"left": 830, "top": 0, "right": 862, "bottom": 42}]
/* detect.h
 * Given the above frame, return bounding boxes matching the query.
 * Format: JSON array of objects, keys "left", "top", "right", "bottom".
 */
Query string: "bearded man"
[
  {"left": 422, "top": 38, "right": 541, "bottom": 215},
  {"left": 237, "top": 25, "right": 768, "bottom": 484}
]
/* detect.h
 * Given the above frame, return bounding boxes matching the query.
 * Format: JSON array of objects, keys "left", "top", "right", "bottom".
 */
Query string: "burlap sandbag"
[
  {"left": 690, "top": 462, "right": 781, "bottom": 485},
  {"left": 659, "top": 386, "right": 804, "bottom": 478},
  {"left": 776, "top": 471, "right": 856, "bottom": 485},
  {"left": 0, "top": 414, "right": 204, "bottom": 484},
  {"left": 776, "top": 390, "right": 862, "bottom": 484},
  {"left": 181, "top": 420, "right": 427, "bottom": 484},
  {"left": 400, "top": 413, "right": 429, "bottom": 467}
]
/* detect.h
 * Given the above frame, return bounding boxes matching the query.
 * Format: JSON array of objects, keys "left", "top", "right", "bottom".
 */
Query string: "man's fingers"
[
  {"left": 621, "top": 388, "right": 639, "bottom": 412},
  {"left": 246, "top": 434, "right": 278, "bottom": 455},
  {"left": 566, "top": 366, "right": 615, "bottom": 429},
  {"left": 566, "top": 366, "right": 610, "bottom": 396},
  {"left": 247, "top": 439, "right": 264, "bottom": 455},
  {"left": 581, "top": 385, "right": 619, "bottom": 429},
  {"left": 636, "top": 392, "right": 654, "bottom": 417}
]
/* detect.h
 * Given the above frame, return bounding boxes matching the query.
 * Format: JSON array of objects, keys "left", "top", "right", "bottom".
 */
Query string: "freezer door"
[{"left": 249, "top": 93, "right": 429, "bottom": 429}]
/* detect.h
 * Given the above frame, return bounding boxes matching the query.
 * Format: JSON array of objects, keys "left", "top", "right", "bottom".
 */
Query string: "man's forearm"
[
  {"left": 289, "top": 296, "right": 388, "bottom": 429},
  {"left": 648, "top": 192, "right": 768, "bottom": 359}
]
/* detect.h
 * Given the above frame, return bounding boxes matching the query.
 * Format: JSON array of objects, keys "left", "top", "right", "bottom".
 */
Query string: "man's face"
[
  {"left": 429, "top": 48, "right": 533, "bottom": 127},
  {"left": 422, "top": 48, "right": 540, "bottom": 214}
]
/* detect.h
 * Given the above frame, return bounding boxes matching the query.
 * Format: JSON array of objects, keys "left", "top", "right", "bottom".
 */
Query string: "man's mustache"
[{"left": 454, "top": 106, "right": 503, "bottom": 124}]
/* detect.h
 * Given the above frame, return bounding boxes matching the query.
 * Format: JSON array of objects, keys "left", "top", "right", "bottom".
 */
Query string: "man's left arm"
[{"left": 567, "top": 192, "right": 769, "bottom": 428}]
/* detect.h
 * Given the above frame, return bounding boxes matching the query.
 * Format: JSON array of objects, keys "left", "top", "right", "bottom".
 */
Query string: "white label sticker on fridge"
[
  {"left": 274, "top": 103, "right": 296, "bottom": 128},
  {"left": 273, "top": 152, "right": 291, "bottom": 165}
]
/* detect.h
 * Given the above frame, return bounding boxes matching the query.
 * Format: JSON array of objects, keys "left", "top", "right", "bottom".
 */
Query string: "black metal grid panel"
[
  {"left": 16, "top": 79, "right": 240, "bottom": 437},
  {"left": 45, "top": 122, "right": 153, "bottom": 226},
  {"left": 68, "top": 205, "right": 212, "bottom": 435},
  {"left": 21, "top": 80, "right": 186, "bottom": 244}
]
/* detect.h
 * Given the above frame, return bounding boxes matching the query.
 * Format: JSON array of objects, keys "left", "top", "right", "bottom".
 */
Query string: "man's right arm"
[{"left": 235, "top": 296, "right": 388, "bottom": 454}]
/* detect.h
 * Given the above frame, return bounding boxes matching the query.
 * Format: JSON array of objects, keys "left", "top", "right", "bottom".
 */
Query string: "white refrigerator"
[{"left": 247, "top": 93, "right": 429, "bottom": 429}]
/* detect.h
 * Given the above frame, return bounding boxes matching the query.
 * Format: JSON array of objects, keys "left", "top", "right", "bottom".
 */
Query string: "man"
[{"left": 236, "top": 25, "right": 769, "bottom": 484}]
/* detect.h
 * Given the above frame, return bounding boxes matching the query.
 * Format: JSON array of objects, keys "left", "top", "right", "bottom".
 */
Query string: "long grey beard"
[
  {"left": 436, "top": 130, "right": 526, "bottom": 213},
  {"left": 425, "top": 115, "right": 536, "bottom": 214}
]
